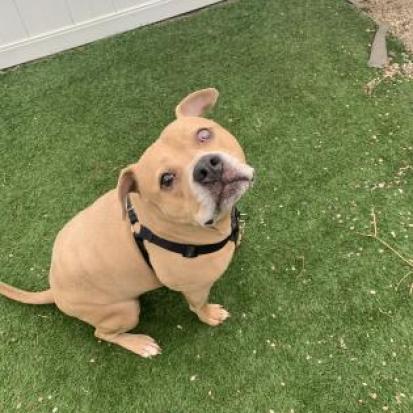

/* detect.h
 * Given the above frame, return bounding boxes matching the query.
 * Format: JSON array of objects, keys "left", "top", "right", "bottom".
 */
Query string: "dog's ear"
[
  {"left": 117, "top": 165, "right": 138, "bottom": 219},
  {"left": 175, "top": 88, "right": 219, "bottom": 118}
]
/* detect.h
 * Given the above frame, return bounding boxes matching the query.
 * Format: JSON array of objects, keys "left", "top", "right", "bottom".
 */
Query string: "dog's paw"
[
  {"left": 197, "top": 304, "right": 230, "bottom": 326},
  {"left": 117, "top": 333, "right": 162, "bottom": 358}
]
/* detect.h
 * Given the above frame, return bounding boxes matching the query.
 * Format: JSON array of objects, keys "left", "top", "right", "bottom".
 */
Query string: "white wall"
[{"left": 0, "top": 0, "right": 222, "bottom": 69}]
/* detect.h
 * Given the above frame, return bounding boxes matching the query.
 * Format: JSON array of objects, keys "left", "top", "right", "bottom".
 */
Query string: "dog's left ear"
[
  {"left": 117, "top": 165, "right": 139, "bottom": 219},
  {"left": 175, "top": 88, "right": 219, "bottom": 118}
]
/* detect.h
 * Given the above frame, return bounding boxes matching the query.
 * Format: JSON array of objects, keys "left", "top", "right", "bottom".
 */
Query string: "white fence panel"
[
  {"left": 0, "top": 0, "right": 27, "bottom": 44},
  {"left": 68, "top": 0, "right": 116, "bottom": 24},
  {"left": 113, "top": 0, "right": 149, "bottom": 10},
  {"left": 0, "top": 0, "right": 222, "bottom": 70},
  {"left": 15, "top": 0, "right": 72, "bottom": 36}
]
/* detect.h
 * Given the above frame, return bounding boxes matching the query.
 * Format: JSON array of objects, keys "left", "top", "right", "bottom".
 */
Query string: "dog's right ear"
[
  {"left": 117, "top": 165, "right": 138, "bottom": 219},
  {"left": 175, "top": 88, "right": 219, "bottom": 118}
]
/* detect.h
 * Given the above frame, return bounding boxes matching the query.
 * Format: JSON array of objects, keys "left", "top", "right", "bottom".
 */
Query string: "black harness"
[{"left": 126, "top": 196, "right": 240, "bottom": 269}]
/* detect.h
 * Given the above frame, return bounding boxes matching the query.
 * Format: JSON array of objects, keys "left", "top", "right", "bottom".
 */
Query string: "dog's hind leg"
[{"left": 73, "top": 300, "right": 161, "bottom": 358}]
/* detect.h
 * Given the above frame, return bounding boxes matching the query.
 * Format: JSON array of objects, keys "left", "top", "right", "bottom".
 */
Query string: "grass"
[{"left": 1, "top": 0, "right": 412, "bottom": 411}]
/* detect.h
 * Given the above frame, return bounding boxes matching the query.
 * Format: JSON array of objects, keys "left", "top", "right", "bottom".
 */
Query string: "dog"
[{"left": 0, "top": 88, "right": 254, "bottom": 357}]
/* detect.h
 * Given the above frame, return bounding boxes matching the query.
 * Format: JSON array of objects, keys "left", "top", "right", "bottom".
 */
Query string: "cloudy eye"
[
  {"left": 160, "top": 172, "right": 175, "bottom": 189},
  {"left": 197, "top": 128, "right": 213, "bottom": 143}
]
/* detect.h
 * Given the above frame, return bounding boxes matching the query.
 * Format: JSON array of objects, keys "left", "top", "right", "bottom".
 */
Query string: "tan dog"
[{"left": 0, "top": 89, "right": 254, "bottom": 357}]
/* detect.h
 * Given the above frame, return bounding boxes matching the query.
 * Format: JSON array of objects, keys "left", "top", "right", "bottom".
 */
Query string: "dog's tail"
[{"left": 0, "top": 282, "right": 54, "bottom": 305}]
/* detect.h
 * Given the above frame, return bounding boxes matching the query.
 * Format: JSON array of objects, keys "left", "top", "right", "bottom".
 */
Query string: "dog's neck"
[{"left": 128, "top": 193, "right": 232, "bottom": 244}]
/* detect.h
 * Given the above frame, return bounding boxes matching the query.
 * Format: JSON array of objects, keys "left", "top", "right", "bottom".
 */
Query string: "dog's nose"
[{"left": 193, "top": 154, "right": 223, "bottom": 184}]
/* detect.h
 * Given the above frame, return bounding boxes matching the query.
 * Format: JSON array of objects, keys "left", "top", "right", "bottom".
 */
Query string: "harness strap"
[
  {"left": 126, "top": 196, "right": 239, "bottom": 268},
  {"left": 126, "top": 198, "right": 152, "bottom": 268}
]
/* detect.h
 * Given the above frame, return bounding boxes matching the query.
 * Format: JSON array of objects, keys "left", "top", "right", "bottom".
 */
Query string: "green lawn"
[{"left": 1, "top": 0, "right": 412, "bottom": 412}]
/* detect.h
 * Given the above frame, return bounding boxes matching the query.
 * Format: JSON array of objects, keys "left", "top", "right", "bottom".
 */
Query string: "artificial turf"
[{"left": 0, "top": 0, "right": 412, "bottom": 412}]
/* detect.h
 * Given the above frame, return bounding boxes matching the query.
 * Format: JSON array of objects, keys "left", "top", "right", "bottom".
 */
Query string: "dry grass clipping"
[
  {"left": 358, "top": 0, "right": 413, "bottom": 53},
  {"left": 364, "top": 61, "right": 413, "bottom": 95},
  {"left": 357, "top": 208, "right": 413, "bottom": 294}
]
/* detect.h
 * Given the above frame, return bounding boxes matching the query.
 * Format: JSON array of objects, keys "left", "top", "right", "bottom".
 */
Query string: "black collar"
[{"left": 126, "top": 196, "right": 240, "bottom": 269}]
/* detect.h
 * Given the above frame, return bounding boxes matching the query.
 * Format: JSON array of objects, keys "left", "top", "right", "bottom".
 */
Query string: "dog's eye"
[
  {"left": 197, "top": 128, "right": 213, "bottom": 143},
  {"left": 160, "top": 172, "right": 175, "bottom": 189}
]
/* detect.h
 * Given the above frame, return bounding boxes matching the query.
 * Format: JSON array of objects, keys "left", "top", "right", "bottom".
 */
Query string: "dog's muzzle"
[
  {"left": 191, "top": 153, "right": 254, "bottom": 226},
  {"left": 193, "top": 154, "right": 224, "bottom": 184},
  {"left": 193, "top": 154, "right": 253, "bottom": 187}
]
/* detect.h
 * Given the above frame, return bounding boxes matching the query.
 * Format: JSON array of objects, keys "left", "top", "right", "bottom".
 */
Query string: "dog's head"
[{"left": 118, "top": 89, "right": 254, "bottom": 227}]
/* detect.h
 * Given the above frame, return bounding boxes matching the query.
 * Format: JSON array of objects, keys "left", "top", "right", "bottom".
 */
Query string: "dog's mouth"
[
  {"left": 205, "top": 176, "right": 252, "bottom": 204},
  {"left": 191, "top": 153, "right": 254, "bottom": 226}
]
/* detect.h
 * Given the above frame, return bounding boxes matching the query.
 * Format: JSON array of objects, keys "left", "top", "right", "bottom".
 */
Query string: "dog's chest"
[{"left": 146, "top": 242, "right": 235, "bottom": 291}]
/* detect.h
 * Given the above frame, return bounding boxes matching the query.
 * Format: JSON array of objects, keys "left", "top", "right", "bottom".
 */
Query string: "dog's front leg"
[{"left": 182, "top": 285, "right": 230, "bottom": 326}]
